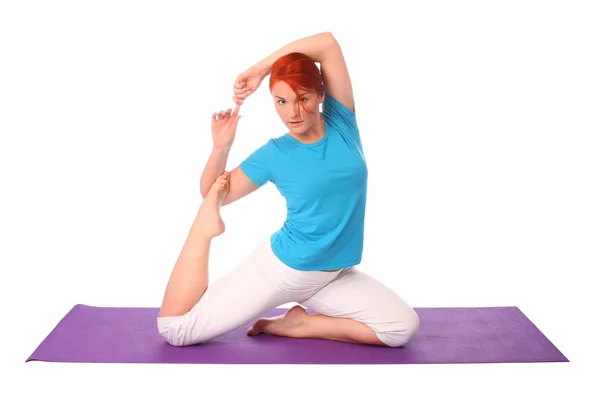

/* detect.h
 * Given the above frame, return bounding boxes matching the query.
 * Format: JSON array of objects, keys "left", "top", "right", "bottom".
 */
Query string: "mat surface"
[{"left": 26, "top": 304, "right": 568, "bottom": 364}]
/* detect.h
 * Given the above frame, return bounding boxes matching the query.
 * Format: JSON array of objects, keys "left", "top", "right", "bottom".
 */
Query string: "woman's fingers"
[
  {"left": 232, "top": 103, "right": 241, "bottom": 116},
  {"left": 233, "top": 92, "right": 249, "bottom": 103},
  {"left": 234, "top": 77, "right": 247, "bottom": 93},
  {"left": 213, "top": 105, "right": 241, "bottom": 121}
]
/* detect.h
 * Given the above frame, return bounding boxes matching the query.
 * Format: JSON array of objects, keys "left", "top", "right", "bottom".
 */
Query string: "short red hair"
[{"left": 269, "top": 52, "right": 324, "bottom": 114}]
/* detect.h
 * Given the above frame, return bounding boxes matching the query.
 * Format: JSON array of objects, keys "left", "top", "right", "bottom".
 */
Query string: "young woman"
[{"left": 157, "top": 32, "right": 420, "bottom": 348}]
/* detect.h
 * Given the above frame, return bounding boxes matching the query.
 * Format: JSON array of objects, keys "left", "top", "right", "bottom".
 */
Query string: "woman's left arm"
[{"left": 316, "top": 33, "right": 355, "bottom": 113}]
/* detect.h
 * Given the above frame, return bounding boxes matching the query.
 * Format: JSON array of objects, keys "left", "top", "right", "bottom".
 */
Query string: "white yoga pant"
[{"left": 157, "top": 238, "right": 420, "bottom": 347}]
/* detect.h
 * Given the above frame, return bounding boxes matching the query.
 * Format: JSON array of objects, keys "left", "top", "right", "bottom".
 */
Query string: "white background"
[{"left": 2, "top": 1, "right": 598, "bottom": 393}]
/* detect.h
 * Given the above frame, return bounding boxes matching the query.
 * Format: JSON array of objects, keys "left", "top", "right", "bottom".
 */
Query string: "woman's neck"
[{"left": 290, "top": 114, "right": 325, "bottom": 144}]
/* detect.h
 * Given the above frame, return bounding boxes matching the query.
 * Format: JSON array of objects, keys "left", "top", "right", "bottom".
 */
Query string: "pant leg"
[
  {"left": 156, "top": 238, "right": 341, "bottom": 346},
  {"left": 299, "top": 266, "right": 420, "bottom": 347},
  {"left": 156, "top": 238, "right": 290, "bottom": 346}
]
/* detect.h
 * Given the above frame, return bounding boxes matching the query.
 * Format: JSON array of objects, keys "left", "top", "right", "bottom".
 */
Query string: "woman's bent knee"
[
  {"left": 376, "top": 309, "right": 420, "bottom": 348},
  {"left": 157, "top": 315, "right": 204, "bottom": 347}
]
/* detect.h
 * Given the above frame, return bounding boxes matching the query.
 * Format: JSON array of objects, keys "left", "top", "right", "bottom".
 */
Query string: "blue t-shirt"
[{"left": 240, "top": 92, "right": 368, "bottom": 271}]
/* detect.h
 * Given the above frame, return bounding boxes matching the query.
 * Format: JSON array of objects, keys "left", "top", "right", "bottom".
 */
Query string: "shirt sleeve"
[
  {"left": 322, "top": 91, "right": 364, "bottom": 153},
  {"left": 322, "top": 91, "right": 359, "bottom": 133},
  {"left": 239, "top": 139, "right": 273, "bottom": 187}
]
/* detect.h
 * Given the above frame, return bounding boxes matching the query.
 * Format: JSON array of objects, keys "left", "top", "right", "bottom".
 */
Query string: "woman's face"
[{"left": 271, "top": 81, "right": 324, "bottom": 135}]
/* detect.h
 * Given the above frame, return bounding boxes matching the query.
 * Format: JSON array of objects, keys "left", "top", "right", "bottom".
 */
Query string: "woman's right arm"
[
  {"left": 200, "top": 106, "right": 262, "bottom": 204},
  {"left": 221, "top": 166, "right": 260, "bottom": 206},
  {"left": 200, "top": 146, "right": 230, "bottom": 198},
  {"left": 200, "top": 150, "right": 260, "bottom": 206}
]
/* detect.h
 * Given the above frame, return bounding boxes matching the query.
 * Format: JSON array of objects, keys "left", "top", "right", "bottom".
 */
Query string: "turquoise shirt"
[{"left": 240, "top": 92, "right": 368, "bottom": 271}]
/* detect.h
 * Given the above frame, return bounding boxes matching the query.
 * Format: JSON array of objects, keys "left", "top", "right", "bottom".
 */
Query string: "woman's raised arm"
[{"left": 232, "top": 31, "right": 354, "bottom": 112}]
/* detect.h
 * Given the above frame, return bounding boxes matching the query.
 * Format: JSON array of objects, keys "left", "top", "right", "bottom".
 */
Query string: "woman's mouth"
[{"left": 289, "top": 121, "right": 303, "bottom": 126}]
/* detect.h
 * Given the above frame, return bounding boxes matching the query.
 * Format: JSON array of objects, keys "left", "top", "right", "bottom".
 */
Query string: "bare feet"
[
  {"left": 247, "top": 305, "right": 309, "bottom": 337},
  {"left": 197, "top": 172, "right": 229, "bottom": 239}
]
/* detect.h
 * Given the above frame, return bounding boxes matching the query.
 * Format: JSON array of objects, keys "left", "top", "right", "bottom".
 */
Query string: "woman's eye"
[{"left": 278, "top": 100, "right": 285, "bottom": 104}]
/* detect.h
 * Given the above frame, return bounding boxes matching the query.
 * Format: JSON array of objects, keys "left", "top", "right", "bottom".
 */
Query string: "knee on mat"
[
  {"left": 377, "top": 309, "right": 420, "bottom": 348},
  {"left": 161, "top": 331, "right": 190, "bottom": 347},
  {"left": 157, "top": 316, "right": 202, "bottom": 347}
]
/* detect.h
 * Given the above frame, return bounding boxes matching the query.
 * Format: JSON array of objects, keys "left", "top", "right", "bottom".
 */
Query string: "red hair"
[{"left": 269, "top": 52, "right": 324, "bottom": 114}]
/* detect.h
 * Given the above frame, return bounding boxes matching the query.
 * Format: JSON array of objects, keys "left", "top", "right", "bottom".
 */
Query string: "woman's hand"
[
  {"left": 211, "top": 104, "right": 241, "bottom": 150},
  {"left": 232, "top": 65, "right": 268, "bottom": 105}
]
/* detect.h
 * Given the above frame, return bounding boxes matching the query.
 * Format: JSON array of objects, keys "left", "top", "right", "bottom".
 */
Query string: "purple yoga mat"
[{"left": 26, "top": 304, "right": 568, "bottom": 364}]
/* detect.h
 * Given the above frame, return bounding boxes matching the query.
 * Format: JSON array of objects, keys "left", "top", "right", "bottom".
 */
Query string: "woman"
[{"left": 157, "top": 32, "right": 420, "bottom": 348}]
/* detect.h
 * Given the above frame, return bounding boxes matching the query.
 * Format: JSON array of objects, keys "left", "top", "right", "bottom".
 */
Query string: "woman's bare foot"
[
  {"left": 247, "top": 305, "right": 309, "bottom": 337},
  {"left": 197, "top": 172, "right": 229, "bottom": 239}
]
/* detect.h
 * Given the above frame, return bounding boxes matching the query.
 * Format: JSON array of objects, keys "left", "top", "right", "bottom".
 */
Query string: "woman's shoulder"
[{"left": 323, "top": 91, "right": 356, "bottom": 117}]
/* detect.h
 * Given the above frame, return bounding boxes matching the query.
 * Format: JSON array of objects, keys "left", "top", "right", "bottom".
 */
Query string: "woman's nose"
[{"left": 289, "top": 103, "right": 300, "bottom": 117}]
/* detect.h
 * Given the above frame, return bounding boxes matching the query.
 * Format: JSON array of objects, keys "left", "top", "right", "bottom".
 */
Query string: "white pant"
[{"left": 157, "top": 238, "right": 420, "bottom": 347}]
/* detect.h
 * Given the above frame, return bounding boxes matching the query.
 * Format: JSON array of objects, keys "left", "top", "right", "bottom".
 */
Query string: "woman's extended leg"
[
  {"left": 156, "top": 239, "right": 283, "bottom": 346},
  {"left": 156, "top": 172, "right": 289, "bottom": 347},
  {"left": 156, "top": 172, "right": 308, "bottom": 346},
  {"left": 158, "top": 171, "right": 229, "bottom": 318}
]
